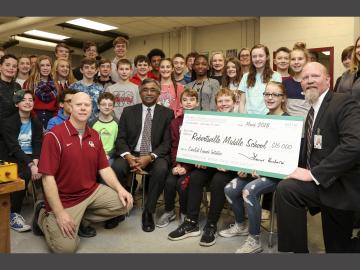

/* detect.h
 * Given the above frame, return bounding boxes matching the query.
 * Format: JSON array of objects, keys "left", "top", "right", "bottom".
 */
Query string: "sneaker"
[
  {"left": 32, "top": 200, "right": 45, "bottom": 236},
  {"left": 10, "top": 212, "right": 31, "bottom": 232},
  {"left": 235, "top": 235, "right": 263, "bottom": 254},
  {"left": 156, "top": 209, "right": 176, "bottom": 228},
  {"left": 168, "top": 218, "right": 201, "bottom": 240},
  {"left": 219, "top": 223, "right": 248, "bottom": 238},
  {"left": 199, "top": 223, "right": 217, "bottom": 247}
]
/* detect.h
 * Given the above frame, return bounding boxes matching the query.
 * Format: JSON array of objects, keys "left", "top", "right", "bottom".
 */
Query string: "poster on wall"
[{"left": 226, "top": 49, "right": 237, "bottom": 58}]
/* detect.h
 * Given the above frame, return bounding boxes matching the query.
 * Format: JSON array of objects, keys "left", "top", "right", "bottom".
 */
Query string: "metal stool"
[
  {"left": 130, "top": 170, "right": 149, "bottom": 209},
  {"left": 260, "top": 191, "right": 277, "bottom": 248}
]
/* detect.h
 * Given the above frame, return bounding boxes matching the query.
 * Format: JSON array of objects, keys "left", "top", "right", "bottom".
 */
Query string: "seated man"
[
  {"left": 276, "top": 62, "right": 360, "bottom": 253},
  {"left": 32, "top": 92, "right": 133, "bottom": 253},
  {"left": 112, "top": 78, "right": 174, "bottom": 232}
]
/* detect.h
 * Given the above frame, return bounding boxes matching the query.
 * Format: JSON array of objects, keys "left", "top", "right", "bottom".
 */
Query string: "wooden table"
[{"left": 0, "top": 178, "right": 25, "bottom": 253}]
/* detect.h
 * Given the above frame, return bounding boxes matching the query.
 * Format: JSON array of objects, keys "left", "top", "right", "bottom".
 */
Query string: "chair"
[
  {"left": 260, "top": 191, "right": 277, "bottom": 248},
  {"left": 130, "top": 170, "right": 149, "bottom": 210}
]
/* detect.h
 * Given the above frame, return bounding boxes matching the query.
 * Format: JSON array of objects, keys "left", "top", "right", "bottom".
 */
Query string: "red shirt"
[
  {"left": 38, "top": 120, "right": 109, "bottom": 211},
  {"left": 130, "top": 72, "right": 158, "bottom": 85}
]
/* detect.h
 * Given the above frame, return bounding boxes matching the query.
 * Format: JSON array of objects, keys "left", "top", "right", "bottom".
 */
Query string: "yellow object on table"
[{"left": 0, "top": 161, "right": 18, "bottom": 183}]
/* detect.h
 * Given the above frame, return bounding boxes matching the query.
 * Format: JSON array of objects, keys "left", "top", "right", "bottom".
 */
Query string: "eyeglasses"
[
  {"left": 263, "top": 93, "right": 284, "bottom": 98},
  {"left": 240, "top": 54, "right": 250, "bottom": 58}
]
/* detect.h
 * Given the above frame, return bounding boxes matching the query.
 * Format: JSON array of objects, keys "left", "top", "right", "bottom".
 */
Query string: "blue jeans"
[{"left": 224, "top": 176, "right": 279, "bottom": 235}]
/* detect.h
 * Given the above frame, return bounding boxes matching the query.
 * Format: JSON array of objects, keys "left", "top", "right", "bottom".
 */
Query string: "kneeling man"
[{"left": 33, "top": 92, "right": 133, "bottom": 253}]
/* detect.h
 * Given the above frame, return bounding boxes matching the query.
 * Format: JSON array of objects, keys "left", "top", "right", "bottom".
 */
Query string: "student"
[
  {"left": 46, "top": 88, "right": 77, "bottom": 131},
  {"left": 334, "top": 45, "right": 354, "bottom": 92},
  {"left": 172, "top": 53, "right": 187, "bottom": 85},
  {"left": 23, "top": 55, "right": 58, "bottom": 129},
  {"left": 0, "top": 54, "right": 22, "bottom": 123},
  {"left": 111, "top": 36, "right": 130, "bottom": 82},
  {"left": 219, "top": 81, "right": 289, "bottom": 253},
  {"left": 105, "top": 58, "right": 140, "bottom": 119},
  {"left": 16, "top": 56, "right": 31, "bottom": 87},
  {"left": 157, "top": 89, "right": 199, "bottom": 228},
  {"left": 168, "top": 88, "right": 237, "bottom": 246},
  {"left": 29, "top": 55, "right": 37, "bottom": 69},
  {"left": 69, "top": 58, "right": 103, "bottom": 122},
  {"left": 209, "top": 52, "right": 225, "bottom": 84},
  {"left": 185, "top": 54, "right": 219, "bottom": 111},
  {"left": 52, "top": 58, "right": 77, "bottom": 94},
  {"left": 184, "top": 52, "right": 198, "bottom": 84},
  {"left": 274, "top": 47, "right": 291, "bottom": 80},
  {"left": 222, "top": 57, "right": 243, "bottom": 112},
  {"left": 96, "top": 59, "right": 116, "bottom": 89},
  {"left": 147, "top": 48, "right": 165, "bottom": 79},
  {"left": 238, "top": 48, "right": 251, "bottom": 74},
  {"left": 283, "top": 42, "right": 311, "bottom": 118},
  {"left": 158, "top": 58, "right": 184, "bottom": 118},
  {"left": 336, "top": 36, "right": 360, "bottom": 97},
  {"left": 73, "top": 41, "right": 99, "bottom": 80},
  {"left": 90, "top": 92, "right": 118, "bottom": 165},
  {"left": 239, "top": 44, "right": 282, "bottom": 115},
  {"left": 2, "top": 90, "right": 42, "bottom": 232},
  {"left": 130, "top": 55, "right": 157, "bottom": 85},
  {"left": 54, "top": 43, "right": 70, "bottom": 61}
]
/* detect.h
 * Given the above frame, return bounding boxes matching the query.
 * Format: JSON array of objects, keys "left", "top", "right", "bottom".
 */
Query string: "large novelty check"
[{"left": 176, "top": 111, "right": 304, "bottom": 179}]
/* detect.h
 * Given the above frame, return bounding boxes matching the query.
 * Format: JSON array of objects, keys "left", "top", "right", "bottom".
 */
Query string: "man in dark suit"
[
  {"left": 276, "top": 62, "right": 360, "bottom": 253},
  {"left": 111, "top": 78, "right": 174, "bottom": 232}
]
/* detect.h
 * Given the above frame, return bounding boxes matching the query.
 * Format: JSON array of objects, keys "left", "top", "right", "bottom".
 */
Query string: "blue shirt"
[
  {"left": 18, "top": 120, "right": 32, "bottom": 154},
  {"left": 69, "top": 81, "right": 104, "bottom": 122},
  {"left": 239, "top": 71, "right": 282, "bottom": 115},
  {"left": 47, "top": 108, "right": 68, "bottom": 131}
]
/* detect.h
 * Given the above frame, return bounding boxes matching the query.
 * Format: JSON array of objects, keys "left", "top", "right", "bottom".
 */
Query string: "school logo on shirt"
[{"left": 88, "top": 141, "right": 95, "bottom": 148}]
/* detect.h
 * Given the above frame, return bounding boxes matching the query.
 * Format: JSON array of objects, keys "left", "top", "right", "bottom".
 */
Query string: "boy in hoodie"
[{"left": 46, "top": 88, "right": 77, "bottom": 131}]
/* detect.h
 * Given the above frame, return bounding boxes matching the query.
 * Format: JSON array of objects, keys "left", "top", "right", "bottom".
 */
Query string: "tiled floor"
[{"left": 10, "top": 193, "right": 325, "bottom": 253}]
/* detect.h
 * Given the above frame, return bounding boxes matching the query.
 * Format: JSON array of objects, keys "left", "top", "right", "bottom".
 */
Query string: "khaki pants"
[{"left": 38, "top": 184, "right": 128, "bottom": 253}]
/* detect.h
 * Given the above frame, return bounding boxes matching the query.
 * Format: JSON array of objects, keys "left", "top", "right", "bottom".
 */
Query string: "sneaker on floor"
[
  {"left": 156, "top": 209, "right": 176, "bottom": 228},
  {"left": 235, "top": 235, "right": 263, "bottom": 254},
  {"left": 199, "top": 223, "right": 217, "bottom": 247},
  {"left": 10, "top": 212, "right": 31, "bottom": 232},
  {"left": 32, "top": 200, "right": 45, "bottom": 236},
  {"left": 168, "top": 218, "right": 201, "bottom": 240},
  {"left": 219, "top": 223, "right": 249, "bottom": 238}
]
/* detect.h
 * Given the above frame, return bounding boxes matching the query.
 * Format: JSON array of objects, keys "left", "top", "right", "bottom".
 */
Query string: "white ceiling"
[{"left": 0, "top": 16, "right": 256, "bottom": 50}]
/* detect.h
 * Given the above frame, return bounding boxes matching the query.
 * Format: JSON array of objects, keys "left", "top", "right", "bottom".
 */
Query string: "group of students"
[{"left": 1, "top": 35, "right": 360, "bottom": 253}]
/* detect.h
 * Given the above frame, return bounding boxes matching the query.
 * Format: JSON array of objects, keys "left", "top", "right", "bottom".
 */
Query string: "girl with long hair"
[
  {"left": 158, "top": 58, "right": 184, "bottom": 118},
  {"left": 239, "top": 44, "right": 282, "bottom": 114},
  {"left": 23, "top": 55, "right": 58, "bottom": 129},
  {"left": 52, "top": 58, "right": 77, "bottom": 94},
  {"left": 221, "top": 57, "right": 243, "bottom": 112}
]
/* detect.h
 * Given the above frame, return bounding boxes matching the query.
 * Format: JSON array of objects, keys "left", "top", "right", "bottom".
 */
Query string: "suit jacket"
[
  {"left": 300, "top": 91, "right": 360, "bottom": 211},
  {"left": 115, "top": 103, "right": 174, "bottom": 160},
  {"left": 0, "top": 112, "right": 43, "bottom": 165}
]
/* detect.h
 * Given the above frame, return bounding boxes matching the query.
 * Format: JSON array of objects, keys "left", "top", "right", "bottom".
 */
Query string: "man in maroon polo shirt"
[{"left": 32, "top": 92, "right": 133, "bottom": 253}]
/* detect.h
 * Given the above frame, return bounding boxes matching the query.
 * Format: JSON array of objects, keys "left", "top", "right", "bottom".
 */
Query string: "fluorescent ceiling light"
[
  {"left": 66, "top": 18, "right": 117, "bottom": 31},
  {"left": 24, "top": 30, "right": 70, "bottom": 41},
  {"left": 14, "top": 36, "right": 57, "bottom": 47}
]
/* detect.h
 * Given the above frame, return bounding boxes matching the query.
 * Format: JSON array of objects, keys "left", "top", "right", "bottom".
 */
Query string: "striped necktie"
[
  {"left": 306, "top": 107, "right": 315, "bottom": 169},
  {"left": 140, "top": 107, "right": 152, "bottom": 155}
]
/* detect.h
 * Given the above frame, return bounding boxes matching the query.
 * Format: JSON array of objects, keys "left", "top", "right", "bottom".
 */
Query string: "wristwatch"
[{"left": 150, "top": 153, "right": 156, "bottom": 162}]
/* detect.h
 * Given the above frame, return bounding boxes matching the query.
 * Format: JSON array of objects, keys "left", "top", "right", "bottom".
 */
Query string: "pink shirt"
[{"left": 159, "top": 83, "right": 184, "bottom": 118}]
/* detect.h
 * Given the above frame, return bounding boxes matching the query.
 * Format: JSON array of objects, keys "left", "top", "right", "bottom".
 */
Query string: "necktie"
[
  {"left": 306, "top": 107, "right": 315, "bottom": 169},
  {"left": 140, "top": 107, "right": 152, "bottom": 155}
]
